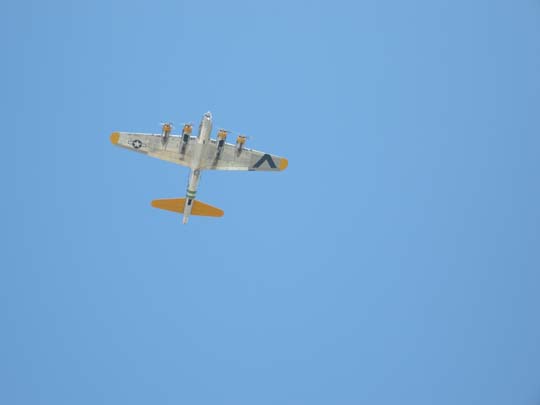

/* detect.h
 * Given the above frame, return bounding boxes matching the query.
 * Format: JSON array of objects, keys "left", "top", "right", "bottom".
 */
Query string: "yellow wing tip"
[
  {"left": 279, "top": 157, "right": 288, "bottom": 171},
  {"left": 110, "top": 132, "right": 120, "bottom": 145}
]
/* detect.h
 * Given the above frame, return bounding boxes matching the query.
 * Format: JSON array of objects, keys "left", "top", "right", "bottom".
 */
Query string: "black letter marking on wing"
[{"left": 252, "top": 154, "right": 277, "bottom": 169}]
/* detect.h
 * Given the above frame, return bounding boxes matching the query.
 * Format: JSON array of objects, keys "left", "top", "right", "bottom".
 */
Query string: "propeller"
[
  {"left": 159, "top": 122, "right": 195, "bottom": 134},
  {"left": 217, "top": 128, "right": 253, "bottom": 140},
  {"left": 159, "top": 122, "right": 174, "bottom": 135}
]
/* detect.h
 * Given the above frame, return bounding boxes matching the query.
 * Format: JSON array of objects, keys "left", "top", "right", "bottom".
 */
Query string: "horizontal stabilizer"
[{"left": 151, "top": 198, "right": 224, "bottom": 217}]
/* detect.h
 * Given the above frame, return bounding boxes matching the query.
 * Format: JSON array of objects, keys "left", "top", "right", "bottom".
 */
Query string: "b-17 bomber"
[{"left": 110, "top": 112, "right": 288, "bottom": 224}]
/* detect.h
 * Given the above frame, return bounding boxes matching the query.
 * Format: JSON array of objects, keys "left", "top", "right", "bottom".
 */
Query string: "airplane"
[{"left": 109, "top": 111, "right": 288, "bottom": 224}]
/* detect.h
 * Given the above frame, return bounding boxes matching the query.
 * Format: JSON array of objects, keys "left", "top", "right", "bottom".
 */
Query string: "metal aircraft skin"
[{"left": 110, "top": 112, "right": 288, "bottom": 223}]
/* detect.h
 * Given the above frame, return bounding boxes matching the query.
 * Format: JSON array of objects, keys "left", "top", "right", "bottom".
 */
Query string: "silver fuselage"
[{"left": 182, "top": 112, "right": 212, "bottom": 223}]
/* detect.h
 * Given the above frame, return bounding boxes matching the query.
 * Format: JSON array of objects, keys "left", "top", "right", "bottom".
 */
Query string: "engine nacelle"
[
  {"left": 217, "top": 130, "right": 227, "bottom": 147},
  {"left": 214, "top": 130, "right": 228, "bottom": 160},
  {"left": 161, "top": 123, "right": 172, "bottom": 144},
  {"left": 236, "top": 135, "right": 246, "bottom": 154},
  {"left": 180, "top": 124, "right": 193, "bottom": 155},
  {"left": 182, "top": 124, "right": 192, "bottom": 144}
]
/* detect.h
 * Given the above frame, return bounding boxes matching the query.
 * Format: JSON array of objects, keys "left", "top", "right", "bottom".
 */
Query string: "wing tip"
[
  {"left": 110, "top": 132, "right": 120, "bottom": 145},
  {"left": 279, "top": 157, "right": 288, "bottom": 171}
]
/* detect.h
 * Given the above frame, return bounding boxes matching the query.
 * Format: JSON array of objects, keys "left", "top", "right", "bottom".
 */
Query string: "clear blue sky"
[{"left": 2, "top": 0, "right": 540, "bottom": 404}]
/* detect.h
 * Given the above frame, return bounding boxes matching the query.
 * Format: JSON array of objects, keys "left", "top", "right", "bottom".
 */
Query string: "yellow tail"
[{"left": 151, "top": 198, "right": 224, "bottom": 217}]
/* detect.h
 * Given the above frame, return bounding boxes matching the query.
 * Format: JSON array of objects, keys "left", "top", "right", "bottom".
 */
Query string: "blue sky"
[{"left": 2, "top": 0, "right": 540, "bottom": 404}]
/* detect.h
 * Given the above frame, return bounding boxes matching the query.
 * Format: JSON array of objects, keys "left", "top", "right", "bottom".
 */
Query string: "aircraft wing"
[
  {"left": 200, "top": 140, "right": 288, "bottom": 171},
  {"left": 110, "top": 132, "right": 198, "bottom": 167}
]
